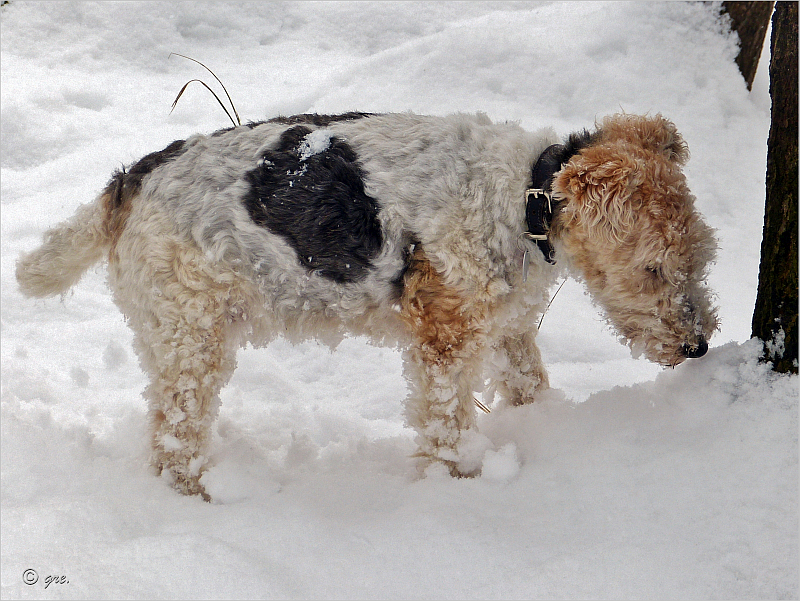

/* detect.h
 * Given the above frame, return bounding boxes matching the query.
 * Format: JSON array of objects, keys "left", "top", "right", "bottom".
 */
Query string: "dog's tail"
[{"left": 16, "top": 183, "right": 120, "bottom": 298}]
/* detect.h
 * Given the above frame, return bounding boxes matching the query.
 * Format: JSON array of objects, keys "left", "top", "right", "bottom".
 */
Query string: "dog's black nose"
[{"left": 682, "top": 339, "right": 708, "bottom": 359}]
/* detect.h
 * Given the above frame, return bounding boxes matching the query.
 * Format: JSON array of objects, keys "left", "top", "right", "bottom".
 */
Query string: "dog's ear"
[
  {"left": 555, "top": 147, "right": 644, "bottom": 244},
  {"left": 599, "top": 114, "right": 689, "bottom": 165}
]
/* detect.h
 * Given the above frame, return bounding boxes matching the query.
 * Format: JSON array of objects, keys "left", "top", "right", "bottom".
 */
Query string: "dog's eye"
[{"left": 644, "top": 265, "right": 662, "bottom": 279}]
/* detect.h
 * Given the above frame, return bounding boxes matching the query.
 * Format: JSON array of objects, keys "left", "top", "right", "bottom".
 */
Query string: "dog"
[{"left": 16, "top": 111, "right": 718, "bottom": 498}]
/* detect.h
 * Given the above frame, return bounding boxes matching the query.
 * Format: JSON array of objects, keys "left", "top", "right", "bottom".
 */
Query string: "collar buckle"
[
  {"left": 524, "top": 186, "right": 556, "bottom": 265},
  {"left": 522, "top": 231, "right": 548, "bottom": 242},
  {"left": 524, "top": 188, "right": 553, "bottom": 238},
  {"left": 524, "top": 144, "right": 567, "bottom": 267},
  {"left": 525, "top": 188, "right": 553, "bottom": 212}
]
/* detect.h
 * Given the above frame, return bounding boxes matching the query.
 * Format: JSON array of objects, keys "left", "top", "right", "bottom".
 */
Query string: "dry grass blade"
[
  {"left": 473, "top": 396, "right": 491, "bottom": 414},
  {"left": 169, "top": 52, "right": 241, "bottom": 126},
  {"left": 537, "top": 279, "right": 566, "bottom": 330},
  {"left": 170, "top": 78, "right": 238, "bottom": 127}
]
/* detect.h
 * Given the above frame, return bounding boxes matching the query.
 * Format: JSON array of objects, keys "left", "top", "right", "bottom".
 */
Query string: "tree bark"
[
  {"left": 752, "top": 1, "right": 798, "bottom": 374},
  {"left": 722, "top": 1, "right": 775, "bottom": 90}
]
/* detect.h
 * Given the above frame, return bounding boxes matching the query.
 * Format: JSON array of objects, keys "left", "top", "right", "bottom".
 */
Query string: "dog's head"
[{"left": 550, "top": 114, "right": 718, "bottom": 367}]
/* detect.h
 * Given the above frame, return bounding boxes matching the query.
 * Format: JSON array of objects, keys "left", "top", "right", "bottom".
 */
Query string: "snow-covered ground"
[{"left": 1, "top": 2, "right": 796, "bottom": 598}]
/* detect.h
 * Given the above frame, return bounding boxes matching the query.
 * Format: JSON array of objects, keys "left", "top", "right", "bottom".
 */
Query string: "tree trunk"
[
  {"left": 752, "top": 1, "right": 798, "bottom": 374},
  {"left": 722, "top": 1, "right": 775, "bottom": 90}
]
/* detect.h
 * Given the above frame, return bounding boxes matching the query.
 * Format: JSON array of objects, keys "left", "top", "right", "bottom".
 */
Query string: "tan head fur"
[{"left": 551, "top": 114, "right": 718, "bottom": 366}]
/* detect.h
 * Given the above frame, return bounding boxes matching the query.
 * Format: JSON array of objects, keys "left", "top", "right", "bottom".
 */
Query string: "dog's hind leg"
[
  {"left": 400, "top": 248, "right": 489, "bottom": 477},
  {"left": 110, "top": 226, "right": 250, "bottom": 499},
  {"left": 140, "top": 293, "right": 236, "bottom": 499}
]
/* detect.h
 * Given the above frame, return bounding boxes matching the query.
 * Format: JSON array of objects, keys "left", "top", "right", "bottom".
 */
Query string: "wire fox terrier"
[{"left": 17, "top": 112, "right": 718, "bottom": 498}]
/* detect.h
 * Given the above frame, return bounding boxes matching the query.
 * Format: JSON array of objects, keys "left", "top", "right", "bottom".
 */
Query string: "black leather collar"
[{"left": 524, "top": 144, "right": 565, "bottom": 264}]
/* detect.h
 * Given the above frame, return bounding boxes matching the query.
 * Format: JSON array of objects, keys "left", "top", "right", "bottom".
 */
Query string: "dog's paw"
[
  {"left": 446, "top": 460, "right": 481, "bottom": 479},
  {"left": 417, "top": 428, "right": 493, "bottom": 478},
  {"left": 174, "top": 473, "right": 212, "bottom": 501},
  {"left": 158, "top": 467, "right": 211, "bottom": 501},
  {"left": 154, "top": 454, "right": 212, "bottom": 501}
]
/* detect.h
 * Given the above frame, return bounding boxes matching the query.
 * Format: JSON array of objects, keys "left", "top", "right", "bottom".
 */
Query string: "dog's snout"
[{"left": 682, "top": 339, "right": 708, "bottom": 359}]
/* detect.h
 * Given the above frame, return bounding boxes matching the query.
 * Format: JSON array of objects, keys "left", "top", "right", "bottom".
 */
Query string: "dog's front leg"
[
  {"left": 488, "top": 331, "right": 549, "bottom": 406},
  {"left": 400, "top": 249, "right": 488, "bottom": 476}
]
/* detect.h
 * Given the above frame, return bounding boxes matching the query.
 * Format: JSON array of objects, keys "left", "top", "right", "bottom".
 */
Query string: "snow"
[
  {"left": 298, "top": 129, "right": 335, "bottom": 161},
  {"left": 1, "top": 1, "right": 796, "bottom": 598}
]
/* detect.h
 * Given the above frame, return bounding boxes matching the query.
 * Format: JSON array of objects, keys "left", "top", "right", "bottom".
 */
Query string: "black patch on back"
[
  {"left": 105, "top": 139, "right": 186, "bottom": 210},
  {"left": 128, "top": 139, "right": 187, "bottom": 181},
  {"left": 266, "top": 112, "right": 374, "bottom": 127},
  {"left": 210, "top": 120, "right": 267, "bottom": 137},
  {"left": 211, "top": 113, "right": 373, "bottom": 137},
  {"left": 243, "top": 125, "right": 383, "bottom": 284}
]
